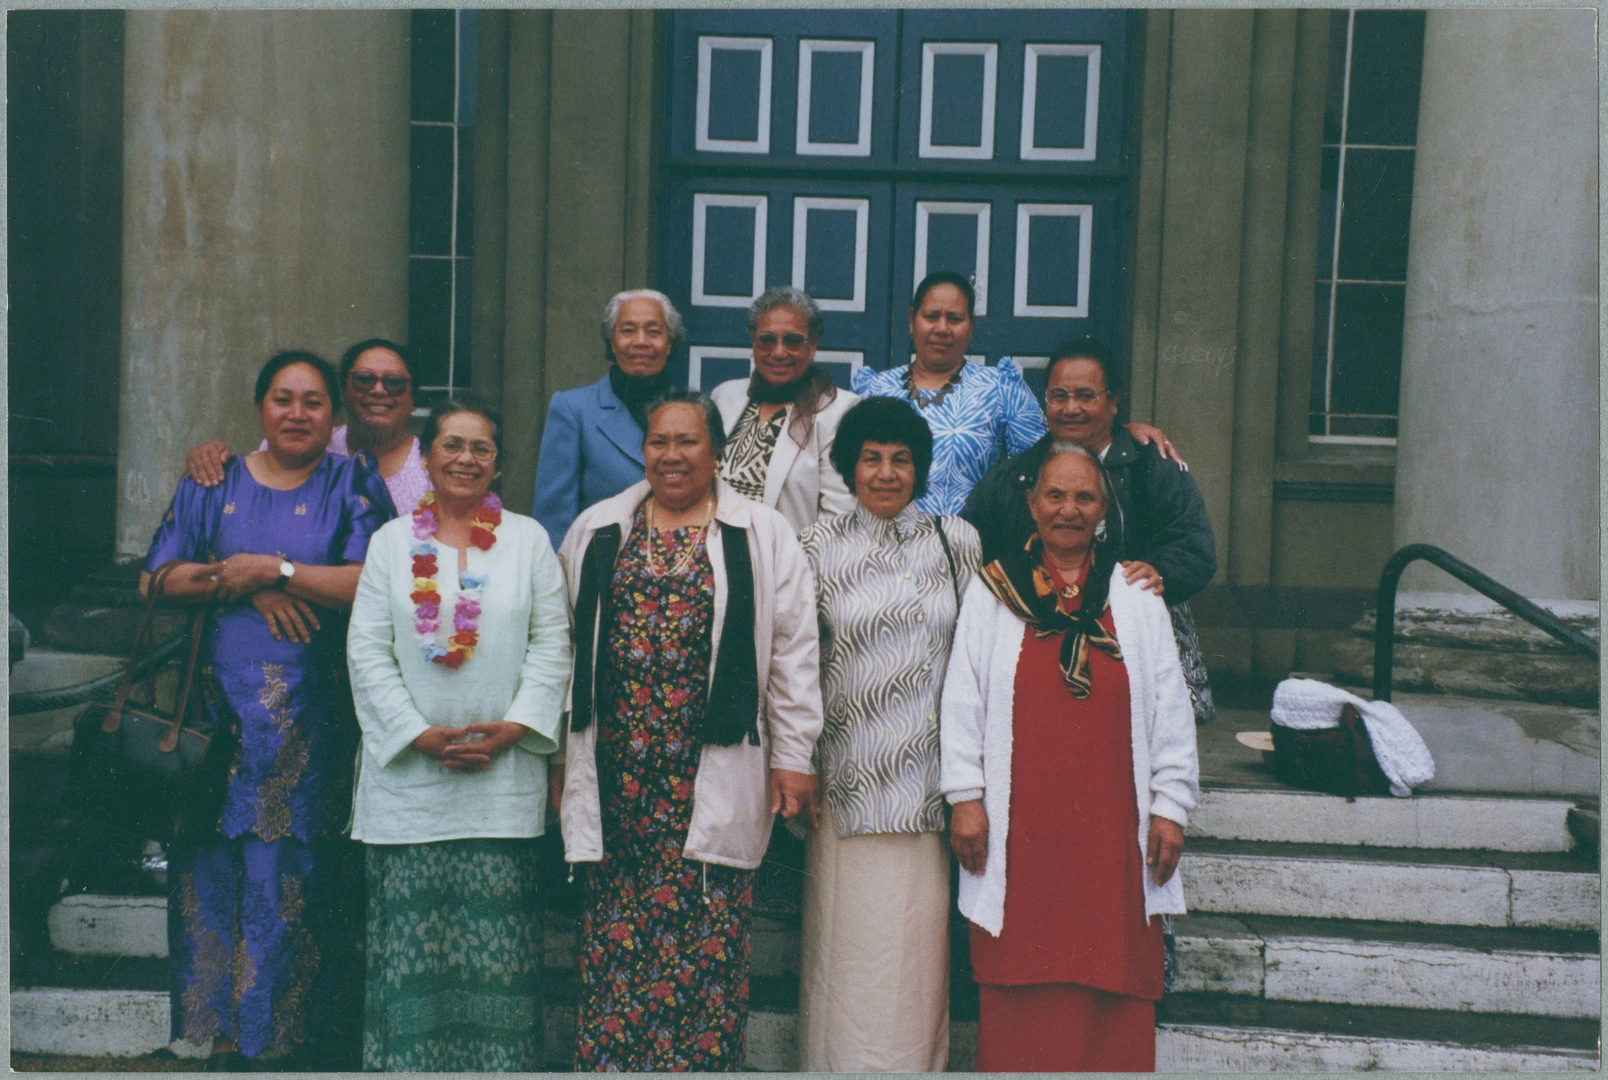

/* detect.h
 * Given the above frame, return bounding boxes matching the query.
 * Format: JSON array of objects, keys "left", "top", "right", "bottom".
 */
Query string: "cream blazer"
[
  {"left": 709, "top": 378, "right": 859, "bottom": 532},
  {"left": 556, "top": 478, "right": 825, "bottom": 870}
]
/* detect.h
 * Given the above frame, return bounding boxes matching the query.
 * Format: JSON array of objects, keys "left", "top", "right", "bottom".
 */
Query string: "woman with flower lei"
[{"left": 346, "top": 397, "right": 571, "bottom": 1071}]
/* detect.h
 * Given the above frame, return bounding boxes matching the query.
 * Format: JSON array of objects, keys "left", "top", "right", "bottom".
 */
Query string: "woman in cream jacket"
[{"left": 552, "top": 393, "right": 823, "bottom": 1070}]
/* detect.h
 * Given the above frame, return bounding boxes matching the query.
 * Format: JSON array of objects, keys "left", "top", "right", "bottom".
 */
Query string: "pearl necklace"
[{"left": 645, "top": 494, "right": 714, "bottom": 577}]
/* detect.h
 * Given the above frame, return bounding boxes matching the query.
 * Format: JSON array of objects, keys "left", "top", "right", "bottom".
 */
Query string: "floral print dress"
[{"left": 574, "top": 509, "right": 755, "bottom": 1072}]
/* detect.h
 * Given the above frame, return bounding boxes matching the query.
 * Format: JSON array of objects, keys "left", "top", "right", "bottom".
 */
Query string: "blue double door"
[{"left": 658, "top": 10, "right": 1134, "bottom": 395}]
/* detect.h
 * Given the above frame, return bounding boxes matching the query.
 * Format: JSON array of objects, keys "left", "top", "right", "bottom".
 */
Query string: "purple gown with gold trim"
[{"left": 143, "top": 453, "right": 391, "bottom": 1059}]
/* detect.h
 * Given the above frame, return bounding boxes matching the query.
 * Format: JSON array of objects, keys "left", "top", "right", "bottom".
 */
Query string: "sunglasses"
[{"left": 349, "top": 371, "right": 411, "bottom": 396}]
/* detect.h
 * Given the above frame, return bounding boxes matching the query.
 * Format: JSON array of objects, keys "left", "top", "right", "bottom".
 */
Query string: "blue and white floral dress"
[{"left": 852, "top": 359, "right": 1047, "bottom": 515}]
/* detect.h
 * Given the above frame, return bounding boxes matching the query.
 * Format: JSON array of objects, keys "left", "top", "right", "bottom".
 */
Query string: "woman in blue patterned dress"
[
  {"left": 854, "top": 272, "right": 1181, "bottom": 515},
  {"left": 852, "top": 272, "right": 1047, "bottom": 514},
  {"left": 141, "top": 352, "right": 391, "bottom": 1071}
]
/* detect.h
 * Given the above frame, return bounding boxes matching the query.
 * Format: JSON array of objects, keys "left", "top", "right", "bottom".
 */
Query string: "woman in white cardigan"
[
  {"left": 347, "top": 398, "right": 572, "bottom": 1071},
  {"left": 708, "top": 286, "right": 858, "bottom": 533},
  {"left": 940, "top": 443, "right": 1198, "bottom": 1073}
]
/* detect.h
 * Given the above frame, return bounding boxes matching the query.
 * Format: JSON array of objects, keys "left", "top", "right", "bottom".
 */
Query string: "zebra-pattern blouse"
[{"left": 797, "top": 502, "right": 984, "bottom": 836}]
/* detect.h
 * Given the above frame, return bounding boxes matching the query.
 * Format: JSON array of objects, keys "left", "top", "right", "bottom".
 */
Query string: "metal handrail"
[{"left": 1373, "top": 543, "right": 1599, "bottom": 702}]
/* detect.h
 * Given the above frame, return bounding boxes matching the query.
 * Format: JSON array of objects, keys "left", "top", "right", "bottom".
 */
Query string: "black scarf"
[
  {"left": 608, "top": 363, "right": 673, "bottom": 431},
  {"left": 746, "top": 364, "right": 839, "bottom": 448},
  {"left": 570, "top": 519, "right": 760, "bottom": 747},
  {"left": 979, "top": 532, "right": 1123, "bottom": 698}
]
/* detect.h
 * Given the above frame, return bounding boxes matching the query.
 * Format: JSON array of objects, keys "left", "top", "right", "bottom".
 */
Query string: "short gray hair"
[
  {"left": 746, "top": 285, "right": 823, "bottom": 341},
  {"left": 1033, "top": 441, "right": 1114, "bottom": 504},
  {"left": 600, "top": 289, "right": 685, "bottom": 360}
]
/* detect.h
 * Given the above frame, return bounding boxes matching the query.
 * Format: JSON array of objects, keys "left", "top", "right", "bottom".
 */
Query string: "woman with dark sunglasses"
[{"left": 182, "top": 338, "right": 426, "bottom": 513}]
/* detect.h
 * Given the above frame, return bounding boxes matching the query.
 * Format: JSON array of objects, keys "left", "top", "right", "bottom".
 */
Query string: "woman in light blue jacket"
[{"left": 533, "top": 289, "right": 683, "bottom": 546}]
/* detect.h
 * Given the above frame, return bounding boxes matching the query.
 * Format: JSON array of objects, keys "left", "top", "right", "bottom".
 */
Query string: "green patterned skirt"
[{"left": 363, "top": 839, "right": 544, "bottom": 1072}]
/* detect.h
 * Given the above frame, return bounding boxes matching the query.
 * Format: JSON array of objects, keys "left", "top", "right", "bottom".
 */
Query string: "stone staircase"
[
  {"left": 11, "top": 586, "right": 1599, "bottom": 1068},
  {"left": 16, "top": 774, "right": 1598, "bottom": 1070}
]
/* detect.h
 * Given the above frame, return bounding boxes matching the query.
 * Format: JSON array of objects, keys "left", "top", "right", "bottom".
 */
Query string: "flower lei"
[{"left": 410, "top": 490, "right": 501, "bottom": 669}]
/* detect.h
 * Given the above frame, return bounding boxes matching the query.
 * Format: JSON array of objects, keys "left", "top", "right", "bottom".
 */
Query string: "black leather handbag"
[{"left": 67, "top": 559, "right": 235, "bottom": 843}]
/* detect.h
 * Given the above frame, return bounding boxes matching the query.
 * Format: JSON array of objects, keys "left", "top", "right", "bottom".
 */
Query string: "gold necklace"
[
  {"left": 1049, "top": 555, "right": 1091, "bottom": 599},
  {"left": 646, "top": 494, "right": 714, "bottom": 577}
]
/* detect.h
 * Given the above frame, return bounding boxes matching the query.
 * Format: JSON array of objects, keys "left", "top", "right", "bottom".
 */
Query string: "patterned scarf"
[
  {"left": 747, "top": 364, "right": 839, "bottom": 449},
  {"left": 979, "top": 532, "right": 1123, "bottom": 698}
]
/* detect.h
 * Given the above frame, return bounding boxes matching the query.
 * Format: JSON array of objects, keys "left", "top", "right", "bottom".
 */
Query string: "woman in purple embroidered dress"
[{"left": 141, "top": 351, "right": 391, "bottom": 1071}]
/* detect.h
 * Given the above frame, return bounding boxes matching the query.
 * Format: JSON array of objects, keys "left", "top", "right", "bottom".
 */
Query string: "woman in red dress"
[{"left": 939, "top": 443, "right": 1199, "bottom": 1071}]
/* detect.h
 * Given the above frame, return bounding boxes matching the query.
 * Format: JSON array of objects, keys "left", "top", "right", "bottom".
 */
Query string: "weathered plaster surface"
[{"left": 115, "top": 12, "right": 409, "bottom": 556}]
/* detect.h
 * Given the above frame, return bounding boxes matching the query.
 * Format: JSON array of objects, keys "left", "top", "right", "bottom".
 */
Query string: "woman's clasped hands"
[{"left": 412, "top": 722, "right": 527, "bottom": 773}]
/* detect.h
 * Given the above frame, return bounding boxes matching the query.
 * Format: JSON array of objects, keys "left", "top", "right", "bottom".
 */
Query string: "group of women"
[{"left": 146, "top": 272, "right": 1199, "bottom": 1074}]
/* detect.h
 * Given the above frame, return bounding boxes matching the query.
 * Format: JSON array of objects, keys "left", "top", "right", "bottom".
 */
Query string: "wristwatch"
[{"left": 275, "top": 559, "right": 296, "bottom": 589}]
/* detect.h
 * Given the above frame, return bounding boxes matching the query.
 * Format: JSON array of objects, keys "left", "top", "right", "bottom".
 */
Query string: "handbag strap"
[
  {"left": 103, "top": 560, "right": 206, "bottom": 737},
  {"left": 932, "top": 516, "right": 961, "bottom": 608},
  {"left": 158, "top": 610, "right": 208, "bottom": 753},
  {"left": 104, "top": 560, "right": 182, "bottom": 731},
  {"left": 1340, "top": 702, "right": 1367, "bottom": 801}
]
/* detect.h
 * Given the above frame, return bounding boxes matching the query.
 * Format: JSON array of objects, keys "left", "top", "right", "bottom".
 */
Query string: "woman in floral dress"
[{"left": 554, "top": 392, "right": 824, "bottom": 1071}]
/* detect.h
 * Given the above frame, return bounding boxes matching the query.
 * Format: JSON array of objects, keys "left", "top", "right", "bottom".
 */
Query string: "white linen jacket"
[
  {"left": 709, "top": 379, "right": 859, "bottom": 532},
  {"left": 347, "top": 511, "right": 572, "bottom": 844},
  {"left": 556, "top": 478, "right": 825, "bottom": 870},
  {"left": 939, "top": 569, "right": 1199, "bottom": 936}
]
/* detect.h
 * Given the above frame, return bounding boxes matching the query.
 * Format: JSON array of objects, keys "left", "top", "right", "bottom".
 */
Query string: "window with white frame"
[
  {"left": 409, "top": 10, "right": 477, "bottom": 398},
  {"left": 1310, "top": 9, "right": 1424, "bottom": 444}
]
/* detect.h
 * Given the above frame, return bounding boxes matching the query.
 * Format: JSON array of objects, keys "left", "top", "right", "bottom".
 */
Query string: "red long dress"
[{"left": 969, "top": 564, "right": 1164, "bottom": 1072}]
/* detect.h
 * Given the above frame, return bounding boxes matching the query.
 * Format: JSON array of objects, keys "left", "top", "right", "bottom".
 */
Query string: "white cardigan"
[
  {"left": 556, "top": 478, "right": 824, "bottom": 870},
  {"left": 709, "top": 379, "right": 858, "bottom": 532},
  {"left": 347, "top": 512, "right": 572, "bottom": 844},
  {"left": 939, "top": 570, "right": 1199, "bottom": 936}
]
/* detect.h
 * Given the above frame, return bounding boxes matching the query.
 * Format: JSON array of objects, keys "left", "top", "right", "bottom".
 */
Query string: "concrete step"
[
  {"left": 1333, "top": 634, "right": 1599, "bottom": 710},
  {"left": 60, "top": 841, "right": 1601, "bottom": 962},
  {"left": 1400, "top": 693, "right": 1600, "bottom": 797},
  {"left": 1183, "top": 839, "right": 1599, "bottom": 931},
  {"left": 10, "top": 989, "right": 203, "bottom": 1059},
  {"left": 1203, "top": 695, "right": 1598, "bottom": 800},
  {"left": 553, "top": 908, "right": 1603, "bottom": 1020},
  {"left": 1155, "top": 994, "right": 1600, "bottom": 1072},
  {"left": 18, "top": 986, "right": 1596, "bottom": 1073},
  {"left": 1172, "top": 914, "right": 1599, "bottom": 1018},
  {"left": 1191, "top": 786, "right": 1578, "bottom": 852},
  {"left": 49, "top": 894, "right": 168, "bottom": 958}
]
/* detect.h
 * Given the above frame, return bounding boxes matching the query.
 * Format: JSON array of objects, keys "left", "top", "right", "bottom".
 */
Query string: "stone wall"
[{"left": 114, "top": 11, "right": 411, "bottom": 556}]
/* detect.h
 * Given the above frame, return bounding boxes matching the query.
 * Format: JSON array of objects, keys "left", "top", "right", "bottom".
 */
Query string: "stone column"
[
  {"left": 1394, "top": 10, "right": 1598, "bottom": 602},
  {"left": 114, "top": 11, "right": 411, "bottom": 557}
]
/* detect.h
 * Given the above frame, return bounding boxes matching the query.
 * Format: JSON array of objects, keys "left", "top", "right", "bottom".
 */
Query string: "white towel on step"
[{"left": 1270, "top": 677, "right": 1436, "bottom": 797}]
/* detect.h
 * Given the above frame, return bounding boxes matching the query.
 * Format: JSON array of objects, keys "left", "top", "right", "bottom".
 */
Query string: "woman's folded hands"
[{"left": 412, "top": 721, "right": 527, "bottom": 773}]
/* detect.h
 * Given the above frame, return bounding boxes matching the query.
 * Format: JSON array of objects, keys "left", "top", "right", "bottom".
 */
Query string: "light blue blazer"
[{"left": 533, "top": 374, "right": 648, "bottom": 549}]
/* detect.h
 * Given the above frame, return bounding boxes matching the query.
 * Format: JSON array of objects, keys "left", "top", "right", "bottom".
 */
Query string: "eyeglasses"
[
  {"left": 1045, "top": 388, "right": 1108, "bottom": 407},
  {"left": 754, "top": 333, "right": 811, "bottom": 351},
  {"left": 349, "top": 371, "right": 411, "bottom": 396},
  {"left": 436, "top": 437, "right": 498, "bottom": 460}
]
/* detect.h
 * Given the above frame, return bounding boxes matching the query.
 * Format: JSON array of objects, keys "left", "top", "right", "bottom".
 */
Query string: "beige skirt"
[{"left": 797, "top": 803, "right": 951, "bottom": 1072}]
